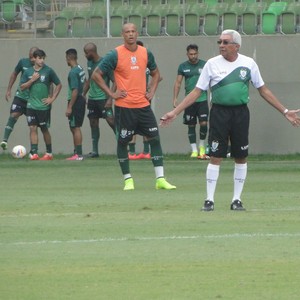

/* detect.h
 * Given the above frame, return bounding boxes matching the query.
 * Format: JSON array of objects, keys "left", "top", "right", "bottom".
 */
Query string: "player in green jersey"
[
  {"left": 173, "top": 44, "right": 209, "bottom": 159},
  {"left": 65, "top": 48, "right": 86, "bottom": 161},
  {"left": 1, "top": 47, "right": 38, "bottom": 151},
  {"left": 83, "top": 42, "right": 115, "bottom": 158},
  {"left": 161, "top": 29, "right": 300, "bottom": 211},
  {"left": 20, "top": 49, "right": 62, "bottom": 160}
]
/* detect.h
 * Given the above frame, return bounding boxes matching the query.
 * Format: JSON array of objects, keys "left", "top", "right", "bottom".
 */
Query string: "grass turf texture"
[{"left": 1, "top": 154, "right": 300, "bottom": 299}]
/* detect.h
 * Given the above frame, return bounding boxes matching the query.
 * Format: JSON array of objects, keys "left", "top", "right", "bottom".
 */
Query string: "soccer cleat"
[
  {"left": 230, "top": 199, "right": 246, "bottom": 211},
  {"left": 199, "top": 146, "right": 206, "bottom": 156},
  {"left": 39, "top": 153, "right": 53, "bottom": 161},
  {"left": 201, "top": 200, "right": 214, "bottom": 211},
  {"left": 128, "top": 153, "right": 139, "bottom": 160},
  {"left": 190, "top": 151, "right": 198, "bottom": 158},
  {"left": 155, "top": 178, "right": 176, "bottom": 190},
  {"left": 136, "top": 152, "right": 151, "bottom": 159},
  {"left": 123, "top": 178, "right": 134, "bottom": 191},
  {"left": 66, "top": 154, "right": 84, "bottom": 161},
  {"left": 1, "top": 141, "right": 8, "bottom": 150},
  {"left": 197, "top": 154, "right": 209, "bottom": 160},
  {"left": 29, "top": 153, "right": 39, "bottom": 160},
  {"left": 87, "top": 152, "right": 99, "bottom": 158}
]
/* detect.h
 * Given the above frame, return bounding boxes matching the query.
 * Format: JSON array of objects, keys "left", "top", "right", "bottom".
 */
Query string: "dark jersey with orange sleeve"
[{"left": 98, "top": 45, "right": 157, "bottom": 108}]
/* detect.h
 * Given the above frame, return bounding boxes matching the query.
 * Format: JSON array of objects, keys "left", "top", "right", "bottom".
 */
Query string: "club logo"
[
  {"left": 239, "top": 68, "right": 247, "bottom": 80},
  {"left": 211, "top": 140, "right": 219, "bottom": 152}
]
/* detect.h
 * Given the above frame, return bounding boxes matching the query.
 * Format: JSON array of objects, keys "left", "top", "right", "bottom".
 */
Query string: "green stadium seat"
[
  {"left": 262, "top": 2, "right": 287, "bottom": 34},
  {"left": 71, "top": 15, "right": 87, "bottom": 38},
  {"left": 110, "top": 4, "right": 132, "bottom": 37},
  {"left": 128, "top": 4, "right": 150, "bottom": 35},
  {"left": 1, "top": 0, "right": 17, "bottom": 24},
  {"left": 223, "top": 2, "right": 247, "bottom": 32},
  {"left": 165, "top": 4, "right": 185, "bottom": 36},
  {"left": 241, "top": 2, "right": 267, "bottom": 35},
  {"left": 281, "top": 1, "right": 300, "bottom": 34},
  {"left": 184, "top": 3, "right": 208, "bottom": 36},
  {"left": 203, "top": 2, "right": 228, "bottom": 36},
  {"left": 89, "top": 12, "right": 106, "bottom": 37},
  {"left": 53, "top": 16, "right": 69, "bottom": 38},
  {"left": 145, "top": 4, "right": 169, "bottom": 36}
]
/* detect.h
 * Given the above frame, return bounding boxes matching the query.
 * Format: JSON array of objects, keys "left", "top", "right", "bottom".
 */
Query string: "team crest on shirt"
[
  {"left": 239, "top": 68, "right": 247, "bottom": 80},
  {"left": 211, "top": 140, "right": 219, "bottom": 153},
  {"left": 40, "top": 75, "right": 46, "bottom": 82},
  {"left": 131, "top": 56, "right": 137, "bottom": 65}
]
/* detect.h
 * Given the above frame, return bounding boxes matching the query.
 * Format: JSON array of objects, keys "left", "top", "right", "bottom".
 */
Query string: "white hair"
[{"left": 221, "top": 29, "right": 242, "bottom": 47}]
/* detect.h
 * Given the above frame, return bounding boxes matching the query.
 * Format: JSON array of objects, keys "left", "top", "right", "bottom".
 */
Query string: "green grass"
[{"left": 1, "top": 154, "right": 300, "bottom": 299}]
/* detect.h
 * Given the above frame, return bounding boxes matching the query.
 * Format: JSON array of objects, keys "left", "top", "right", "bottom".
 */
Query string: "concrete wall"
[{"left": 0, "top": 35, "right": 299, "bottom": 155}]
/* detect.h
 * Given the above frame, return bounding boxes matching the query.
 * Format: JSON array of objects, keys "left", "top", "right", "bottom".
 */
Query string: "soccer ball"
[{"left": 12, "top": 145, "right": 27, "bottom": 159}]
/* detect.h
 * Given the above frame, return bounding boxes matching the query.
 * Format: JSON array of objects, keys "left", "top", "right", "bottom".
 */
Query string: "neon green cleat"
[
  {"left": 124, "top": 178, "right": 134, "bottom": 191},
  {"left": 199, "top": 146, "right": 206, "bottom": 156},
  {"left": 190, "top": 151, "right": 198, "bottom": 158},
  {"left": 155, "top": 178, "right": 176, "bottom": 190}
]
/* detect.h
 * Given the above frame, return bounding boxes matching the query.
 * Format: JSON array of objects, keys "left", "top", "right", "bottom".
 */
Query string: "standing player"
[
  {"left": 92, "top": 23, "right": 176, "bottom": 191},
  {"left": 1, "top": 47, "right": 38, "bottom": 151},
  {"left": 83, "top": 42, "right": 115, "bottom": 158},
  {"left": 20, "top": 49, "right": 62, "bottom": 160},
  {"left": 65, "top": 48, "right": 86, "bottom": 161},
  {"left": 161, "top": 29, "right": 300, "bottom": 211},
  {"left": 173, "top": 44, "right": 209, "bottom": 159}
]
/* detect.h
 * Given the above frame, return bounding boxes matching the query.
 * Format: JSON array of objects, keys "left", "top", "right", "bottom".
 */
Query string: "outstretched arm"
[{"left": 160, "top": 87, "right": 202, "bottom": 126}]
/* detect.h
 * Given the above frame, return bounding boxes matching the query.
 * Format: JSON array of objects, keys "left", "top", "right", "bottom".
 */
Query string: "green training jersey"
[
  {"left": 87, "top": 58, "right": 113, "bottom": 101},
  {"left": 196, "top": 54, "right": 264, "bottom": 106},
  {"left": 177, "top": 59, "right": 207, "bottom": 103},
  {"left": 67, "top": 65, "right": 86, "bottom": 101},
  {"left": 14, "top": 58, "right": 34, "bottom": 101},
  {"left": 21, "top": 65, "right": 61, "bottom": 111}
]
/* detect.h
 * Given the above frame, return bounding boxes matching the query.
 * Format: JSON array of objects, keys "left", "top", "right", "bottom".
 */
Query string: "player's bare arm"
[
  {"left": 146, "top": 68, "right": 160, "bottom": 101},
  {"left": 92, "top": 67, "right": 126, "bottom": 99},
  {"left": 173, "top": 74, "right": 183, "bottom": 108},
  {"left": 160, "top": 87, "right": 202, "bottom": 126}
]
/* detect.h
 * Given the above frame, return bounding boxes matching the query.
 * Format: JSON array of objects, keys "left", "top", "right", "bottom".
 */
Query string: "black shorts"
[
  {"left": 115, "top": 105, "right": 159, "bottom": 144},
  {"left": 208, "top": 104, "right": 249, "bottom": 158},
  {"left": 69, "top": 95, "right": 86, "bottom": 128},
  {"left": 87, "top": 99, "right": 113, "bottom": 119},
  {"left": 183, "top": 101, "right": 209, "bottom": 125},
  {"left": 27, "top": 108, "right": 51, "bottom": 128},
  {"left": 10, "top": 96, "right": 27, "bottom": 115}
]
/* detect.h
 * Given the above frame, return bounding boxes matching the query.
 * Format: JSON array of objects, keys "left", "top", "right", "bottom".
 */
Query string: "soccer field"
[{"left": 1, "top": 155, "right": 300, "bottom": 299}]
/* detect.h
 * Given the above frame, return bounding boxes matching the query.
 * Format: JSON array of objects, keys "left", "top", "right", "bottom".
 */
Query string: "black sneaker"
[
  {"left": 86, "top": 152, "right": 99, "bottom": 158},
  {"left": 230, "top": 199, "right": 246, "bottom": 211},
  {"left": 201, "top": 200, "right": 214, "bottom": 211}
]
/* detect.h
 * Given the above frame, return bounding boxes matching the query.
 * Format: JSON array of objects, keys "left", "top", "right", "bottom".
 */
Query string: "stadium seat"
[
  {"left": 145, "top": 4, "right": 169, "bottom": 36},
  {"left": 223, "top": 2, "right": 247, "bottom": 33},
  {"left": 71, "top": 15, "right": 87, "bottom": 38},
  {"left": 110, "top": 4, "right": 132, "bottom": 37},
  {"left": 262, "top": 2, "right": 287, "bottom": 34},
  {"left": 128, "top": 4, "right": 150, "bottom": 35},
  {"left": 1, "top": 0, "right": 17, "bottom": 24},
  {"left": 89, "top": 12, "right": 106, "bottom": 37},
  {"left": 53, "top": 16, "right": 69, "bottom": 38},
  {"left": 281, "top": 1, "right": 300, "bottom": 34},
  {"left": 164, "top": 4, "right": 184, "bottom": 36},
  {"left": 241, "top": 2, "right": 267, "bottom": 35},
  {"left": 184, "top": 3, "right": 208, "bottom": 36},
  {"left": 203, "top": 2, "right": 228, "bottom": 36}
]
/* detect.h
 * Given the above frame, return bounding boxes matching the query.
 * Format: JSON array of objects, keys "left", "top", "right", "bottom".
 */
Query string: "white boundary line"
[{"left": 2, "top": 233, "right": 300, "bottom": 246}]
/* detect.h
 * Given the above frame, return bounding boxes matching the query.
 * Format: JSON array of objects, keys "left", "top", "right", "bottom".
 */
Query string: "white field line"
[{"left": 1, "top": 233, "right": 300, "bottom": 246}]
